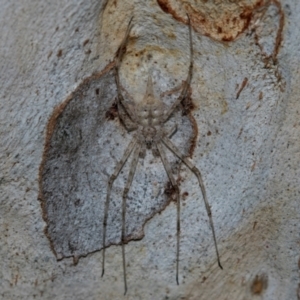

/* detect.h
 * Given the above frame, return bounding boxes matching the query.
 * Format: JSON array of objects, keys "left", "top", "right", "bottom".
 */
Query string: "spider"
[{"left": 101, "top": 15, "right": 222, "bottom": 294}]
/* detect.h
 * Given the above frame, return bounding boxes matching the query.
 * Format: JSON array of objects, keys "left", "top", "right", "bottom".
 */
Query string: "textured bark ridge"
[{"left": 39, "top": 64, "right": 197, "bottom": 262}]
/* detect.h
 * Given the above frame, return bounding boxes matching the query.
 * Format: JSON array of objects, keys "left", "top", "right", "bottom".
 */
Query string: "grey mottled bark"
[{"left": 1, "top": 0, "right": 300, "bottom": 299}]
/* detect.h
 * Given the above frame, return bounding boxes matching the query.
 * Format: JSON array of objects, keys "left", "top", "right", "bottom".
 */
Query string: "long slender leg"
[
  {"left": 162, "top": 137, "right": 223, "bottom": 269},
  {"left": 115, "top": 17, "right": 137, "bottom": 122},
  {"left": 117, "top": 100, "right": 138, "bottom": 132},
  {"left": 167, "top": 124, "right": 177, "bottom": 138},
  {"left": 160, "top": 83, "right": 184, "bottom": 99},
  {"left": 156, "top": 142, "right": 181, "bottom": 285},
  {"left": 102, "top": 139, "right": 137, "bottom": 278},
  {"left": 163, "top": 14, "right": 193, "bottom": 122},
  {"left": 121, "top": 143, "right": 141, "bottom": 295}
]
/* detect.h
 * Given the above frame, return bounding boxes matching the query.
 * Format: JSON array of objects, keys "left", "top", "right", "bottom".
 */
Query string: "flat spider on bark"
[{"left": 101, "top": 15, "right": 222, "bottom": 294}]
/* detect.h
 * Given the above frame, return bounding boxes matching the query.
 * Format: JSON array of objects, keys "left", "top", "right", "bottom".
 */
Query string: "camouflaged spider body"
[{"left": 101, "top": 15, "right": 222, "bottom": 294}]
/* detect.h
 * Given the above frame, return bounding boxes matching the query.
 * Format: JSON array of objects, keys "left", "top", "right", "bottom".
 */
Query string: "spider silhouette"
[{"left": 101, "top": 15, "right": 222, "bottom": 294}]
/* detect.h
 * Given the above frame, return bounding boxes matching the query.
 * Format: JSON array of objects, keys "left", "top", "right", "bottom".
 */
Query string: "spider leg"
[
  {"left": 121, "top": 143, "right": 141, "bottom": 295},
  {"left": 160, "top": 83, "right": 184, "bottom": 99},
  {"left": 121, "top": 85, "right": 136, "bottom": 102},
  {"left": 167, "top": 124, "right": 178, "bottom": 138},
  {"left": 156, "top": 142, "right": 181, "bottom": 285},
  {"left": 163, "top": 14, "right": 193, "bottom": 122},
  {"left": 102, "top": 139, "right": 137, "bottom": 278},
  {"left": 162, "top": 137, "right": 223, "bottom": 269},
  {"left": 117, "top": 87, "right": 138, "bottom": 132},
  {"left": 115, "top": 17, "right": 137, "bottom": 123},
  {"left": 118, "top": 99, "right": 138, "bottom": 132}
]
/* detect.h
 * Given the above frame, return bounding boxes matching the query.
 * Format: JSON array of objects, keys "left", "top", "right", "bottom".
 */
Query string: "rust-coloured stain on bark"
[
  {"left": 236, "top": 78, "right": 248, "bottom": 100},
  {"left": 251, "top": 273, "right": 268, "bottom": 295},
  {"left": 157, "top": 0, "right": 276, "bottom": 42}
]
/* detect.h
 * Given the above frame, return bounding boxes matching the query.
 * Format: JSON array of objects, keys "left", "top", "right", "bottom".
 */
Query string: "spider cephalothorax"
[{"left": 101, "top": 15, "right": 222, "bottom": 294}]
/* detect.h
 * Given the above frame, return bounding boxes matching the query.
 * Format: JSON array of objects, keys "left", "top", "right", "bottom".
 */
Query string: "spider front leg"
[
  {"left": 162, "top": 137, "right": 223, "bottom": 269},
  {"left": 115, "top": 17, "right": 137, "bottom": 123},
  {"left": 121, "top": 143, "right": 141, "bottom": 295},
  {"left": 117, "top": 99, "right": 138, "bottom": 132},
  {"left": 160, "top": 83, "right": 184, "bottom": 99},
  {"left": 156, "top": 142, "right": 181, "bottom": 285},
  {"left": 163, "top": 14, "right": 193, "bottom": 122},
  {"left": 102, "top": 139, "right": 137, "bottom": 278}
]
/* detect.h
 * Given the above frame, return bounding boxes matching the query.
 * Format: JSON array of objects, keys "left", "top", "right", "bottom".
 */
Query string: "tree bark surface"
[{"left": 1, "top": 0, "right": 300, "bottom": 299}]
